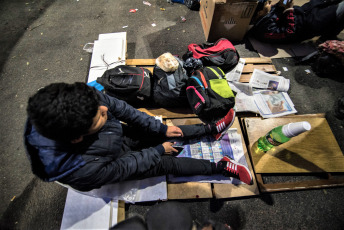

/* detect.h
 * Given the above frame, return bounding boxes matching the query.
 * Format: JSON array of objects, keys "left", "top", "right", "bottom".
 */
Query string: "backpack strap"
[
  {"left": 139, "top": 67, "right": 145, "bottom": 90},
  {"left": 190, "top": 76, "right": 204, "bottom": 89},
  {"left": 206, "top": 67, "right": 225, "bottom": 79},
  {"left": 197, "top": 70, "right": 208, "bottom": 89}
]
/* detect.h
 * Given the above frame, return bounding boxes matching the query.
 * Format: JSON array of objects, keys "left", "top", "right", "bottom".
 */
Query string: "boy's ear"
[{"left": 71, "top": 136, "right": 83, "bottom": 144}]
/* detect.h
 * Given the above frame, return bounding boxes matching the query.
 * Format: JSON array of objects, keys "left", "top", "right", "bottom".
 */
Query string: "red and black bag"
[
  {"left": 182, "top": 38, "right": 240, "bottom": 73},
  {"left": 96, "top": 65, "right": 152, "bottom": 105}
]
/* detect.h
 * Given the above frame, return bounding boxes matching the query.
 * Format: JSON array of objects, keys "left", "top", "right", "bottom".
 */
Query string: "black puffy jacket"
[{"left": 24, "top": 92, "right": 167, "bottom": 191}]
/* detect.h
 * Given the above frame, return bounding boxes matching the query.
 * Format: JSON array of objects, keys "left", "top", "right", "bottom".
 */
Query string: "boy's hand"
[
  {"left": 166, "top": 126, "right": 183, "bottom": 137},
  {"left": 162, "top": 142, "right": 178, "bottom": 155}
]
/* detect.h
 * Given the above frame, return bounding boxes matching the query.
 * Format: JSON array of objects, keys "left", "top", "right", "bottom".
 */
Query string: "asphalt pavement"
[{"left": 0, "top": 0, "right": 343, "bottom": 229}]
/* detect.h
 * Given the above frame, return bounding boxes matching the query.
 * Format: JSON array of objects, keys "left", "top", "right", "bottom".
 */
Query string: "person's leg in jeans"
[
  {"left": 121, "top": 123, "right": 213, "bottom": 152},
  {"left": 122, "top": 123, "right": 253, "bottom": 184},
  {"left": 120, "top": 123, "right": 217, "bottom": 179},
  {"left": 130, "top": 155, "right": 218, "bottom": 180}
]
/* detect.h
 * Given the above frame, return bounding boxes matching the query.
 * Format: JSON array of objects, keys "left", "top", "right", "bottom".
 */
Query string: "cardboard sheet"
[
  {"left": 87, "top": 32, "right": 127, "bottom": 83},
  {"left": 249, "top": 37, "right": 317, "bottom": 59},
  {"left": 60, "top": 189, "right": 118, "bottom": 230},
  {"left": 75, "top": 176, "right": 167, "bottom": 203}
]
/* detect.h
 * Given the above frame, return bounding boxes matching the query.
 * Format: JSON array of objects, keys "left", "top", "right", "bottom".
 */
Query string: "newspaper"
[
  {"left": 226, "top": 64, "right": 296, "bottom": 117},
  {"left": 253, "top": 90, "right": 297, "bottom": 118},
  {"left": 225, "top": 58, "right": 246, "bottom": 82},
  {"left": 168, "top": 128, "right": 248, "bottom": 184},
  {"left": 249, "top": 69, "right": 290, "bottom": 92}
]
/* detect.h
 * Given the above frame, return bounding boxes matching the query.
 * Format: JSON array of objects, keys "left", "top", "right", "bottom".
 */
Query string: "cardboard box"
[{"left": 200, "top": 0, "right": 258, "bottom": 42}]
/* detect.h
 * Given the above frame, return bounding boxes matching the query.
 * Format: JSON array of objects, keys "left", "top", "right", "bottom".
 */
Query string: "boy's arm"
[{"left": 98, "top": 92, "right": 167, "bottom": 135}]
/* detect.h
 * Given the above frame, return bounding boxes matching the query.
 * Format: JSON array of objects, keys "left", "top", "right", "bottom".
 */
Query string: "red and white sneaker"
[
  {"left": 218, "top": 155, "right": 253, "bottom": 185},
  {"left": 214, "top": 108, "right": 236, "bottom": 141}
]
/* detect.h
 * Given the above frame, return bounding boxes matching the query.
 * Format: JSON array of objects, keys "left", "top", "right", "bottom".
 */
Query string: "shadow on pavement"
[{"left": 0, "top": 0, "right": 57, "bottom": 74}]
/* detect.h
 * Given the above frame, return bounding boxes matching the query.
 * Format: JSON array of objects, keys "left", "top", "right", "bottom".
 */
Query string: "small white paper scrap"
[
  {"left": 283, "top": 67, "right": 288, "bottom": 71},
  {"left": 143, "top": 1, "right": 152, "bottom": 6},
  {"left": 151, "top": 23, "right": 156, "bottom": 27},
  {"left": 305, "top": 69, "right": 311, "bottom": 74}
]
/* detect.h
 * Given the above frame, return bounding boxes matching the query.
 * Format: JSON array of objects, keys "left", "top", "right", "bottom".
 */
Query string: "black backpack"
[
  {"left": 184, "top": 0, "right": 200, "bottom": 10},
  {"left": 96, "top": 65, "right": 152, "bottom": 105},
  {"left": 152, "top": 57, "right": 189, "bottom": 107},
  {"left": 183, "top": 38, "right": 240, "bottom": 73},
  {"left": 186, "top": 66, "right": 236, "bottom": 123}
]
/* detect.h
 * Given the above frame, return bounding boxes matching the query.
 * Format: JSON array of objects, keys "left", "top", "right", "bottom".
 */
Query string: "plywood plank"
[
  {"left": 138, "top": 108, "right": 196, "bottom": 119},
  {"left": 117, "top": 200, "right": 125, "bottom": 223},
  {"left": 243, "top": 57, "right": 272, "bottom": 64},
  {"left": 242, "top": 64, "right": 277, "bottom": 73},
  {"left": 126, "top": 59, "right": 155, "bottom": 65},
  {"left": 244, "top": 116, "right": 344, "bottom": 173},
  {"left": 256, "top": 174, "right": 344, "bottom": 192},
  {"left": 167, "top": 182, "right": 213, "bottom": 199}
]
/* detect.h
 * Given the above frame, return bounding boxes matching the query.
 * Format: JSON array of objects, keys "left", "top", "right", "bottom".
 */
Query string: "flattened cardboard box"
[{"left": 200, "top": 0, "right": 258, "bottom": 42}]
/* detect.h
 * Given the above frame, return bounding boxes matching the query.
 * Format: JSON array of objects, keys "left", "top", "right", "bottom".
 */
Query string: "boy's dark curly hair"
[{"left": 27, "top": 82, "right": 100, "bottom": 142}]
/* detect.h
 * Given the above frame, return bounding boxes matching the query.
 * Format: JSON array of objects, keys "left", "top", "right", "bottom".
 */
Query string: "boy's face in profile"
[
  {"left": 72, "top": 105, "right": 108, "bottom": 143},
  {"left": 88, "top": 105, "right": 108, "bottom": 135}
]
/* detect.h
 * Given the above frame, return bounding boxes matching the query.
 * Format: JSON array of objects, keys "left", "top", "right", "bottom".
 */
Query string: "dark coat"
[
  {"left": 251, "top": 0, "right": 341, "bottom": 43},
  {"left": 24, "top": 92, "right": 167, "bottom": 191}
]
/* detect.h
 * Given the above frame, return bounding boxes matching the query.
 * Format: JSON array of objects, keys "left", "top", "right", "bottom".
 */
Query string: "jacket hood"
[{"left": 24, "top": 120, "right": 86, "bottom": 182}]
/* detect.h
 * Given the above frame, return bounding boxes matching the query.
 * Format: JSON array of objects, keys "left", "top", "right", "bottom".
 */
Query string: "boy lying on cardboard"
[
  {"left": 24, "top": 82, "right": 253, "bottom": 192},
  {"left": 250, "top": 0, "right": 344, "bottom": 43}
]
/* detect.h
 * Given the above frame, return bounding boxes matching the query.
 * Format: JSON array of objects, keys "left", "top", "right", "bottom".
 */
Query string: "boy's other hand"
[
  {"left": 166, "top": 126, "right": 183, "bottom": 137},
  {"left": 162, "top": 142, "right": 178, "bottom": 155}
]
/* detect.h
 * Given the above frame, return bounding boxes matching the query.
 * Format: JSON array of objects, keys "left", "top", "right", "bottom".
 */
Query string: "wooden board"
[
  {"left": 138, "top": 107, "right": 196, "bottom": 119},
  {"left": 167, "top": 117, "right": 259, "bottom": 199},
  {"left": 244, "top": 115, "right": 344, "bottom": 174},
  {"left": 255, "top": 173, "right": 344, "bottom": 193},
  {"left": 126, "top": 57, "right": 278, "bottom": 84},
  {"left": 117, "top": 200, "right": 125, "bottom": 223},
  {"left": 167, "top": 182, "right": 213, "bottom": 200},
  {"left": 126, "top": 59, "right": 155, "bottom": 73}
]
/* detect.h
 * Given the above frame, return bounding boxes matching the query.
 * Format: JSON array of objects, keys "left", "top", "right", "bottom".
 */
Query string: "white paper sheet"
[
  {"left": 60, "top": 189, "right": 118, "bottom": 230},
  {"left": 87, "top": 32, "right": 127, "bottom": 83},
  {"left": 77, "top": 176, "right": 167, "bottom": 203}
]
